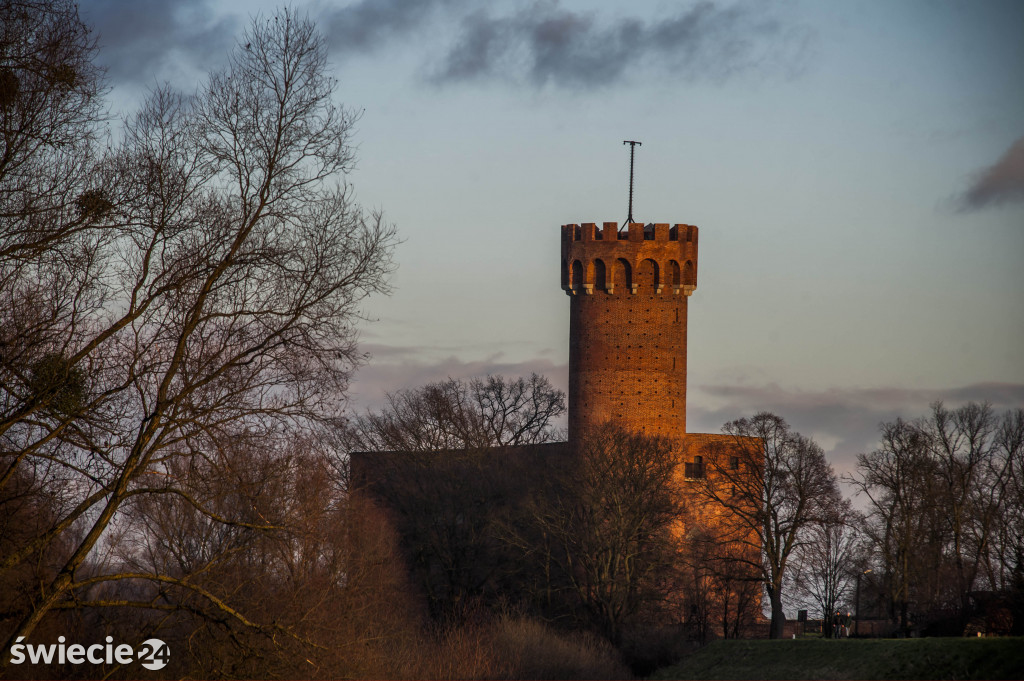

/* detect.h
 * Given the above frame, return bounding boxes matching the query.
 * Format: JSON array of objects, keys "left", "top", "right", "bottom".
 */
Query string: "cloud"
[
  {"left": 428, "top": 0, "right": 811, "bottom": 88},
  {"left": 319, "top": 0, "right": 468, "bottom": 56},
  {"left": 957, "top": 136, "right": 1024, "bottom": 211},
  {"left": 80, "top": 0, "right": 239, "bottom": 87},
  {"left": 79, "top": 0, "right": 809, "bottom": 93}
]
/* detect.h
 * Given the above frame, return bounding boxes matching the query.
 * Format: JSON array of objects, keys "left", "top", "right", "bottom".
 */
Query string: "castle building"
[
  {"left": 352, "top": 217, "right": 763, "bottom": 633},
  {"left": 559, "top": 219, "right": 760, "bottom": 481},
  {"left": 561, "top": 218, "right": 763, "bottom": 634}
]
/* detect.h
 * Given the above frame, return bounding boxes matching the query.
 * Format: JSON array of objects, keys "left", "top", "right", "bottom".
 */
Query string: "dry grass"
[
  {"left": 490, "top": 616, "right": 630, "bottom": 680},
  {"left": 403, "top": 615, "right": 630, "bottom": 680}
]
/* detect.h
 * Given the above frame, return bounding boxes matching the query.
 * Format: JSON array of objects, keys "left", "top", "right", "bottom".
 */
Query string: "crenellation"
[
  {"left": 566, "top": 222, "right": 696, "bottom": 243},
  {"left": 560, "top": 221, "right": 698, "bottom": 298}
]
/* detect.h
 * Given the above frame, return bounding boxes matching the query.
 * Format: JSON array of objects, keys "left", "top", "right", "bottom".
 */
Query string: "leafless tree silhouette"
[
  {"left": 1, "top": 4, "right": 395, "bottom": 655},
  {"left": 694, "top": 412, "right": 843, "bottom": 639}
]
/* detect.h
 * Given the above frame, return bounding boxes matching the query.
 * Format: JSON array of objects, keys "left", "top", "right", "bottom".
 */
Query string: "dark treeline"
[{"left": 845, "top": 402, "right": 1024, "bottom": 637}]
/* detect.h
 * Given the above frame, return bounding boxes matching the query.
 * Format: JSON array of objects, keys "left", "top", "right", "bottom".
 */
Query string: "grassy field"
[{"left": 650, "top": 637, "right": 1024, "bottom": 680}]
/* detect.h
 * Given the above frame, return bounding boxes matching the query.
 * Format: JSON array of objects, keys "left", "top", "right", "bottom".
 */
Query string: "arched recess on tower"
[
  {"left": 637, "top": 258, "right": 659, "bottom": 292},
  {"left": 669, "top": 260, "right": 681, "bottom": 288},
  {"left": 594, "top": 259, "right": 607, "bottom": 292},
  {"left": 570, "top": 259, "right": 583, "bottom": 293},
  {"left": 613, "top": 258, "right": 632, "bottom": 291},
  {"left": 683, "top": 260, "right": 696, "bottom": 286}
]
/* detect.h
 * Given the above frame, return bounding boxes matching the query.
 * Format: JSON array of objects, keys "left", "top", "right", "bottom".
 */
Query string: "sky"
[{"left": 77, "top": 0, "right": 1024, "bottom": 482}]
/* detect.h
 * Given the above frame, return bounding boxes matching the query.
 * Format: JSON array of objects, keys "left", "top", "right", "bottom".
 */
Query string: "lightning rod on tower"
[{"left": 623, "top": 140, "right": 641, "bottom": 226}]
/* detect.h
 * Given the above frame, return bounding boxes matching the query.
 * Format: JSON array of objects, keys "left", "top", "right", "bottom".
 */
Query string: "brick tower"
[{"left": 561, "top": 221, "right": 698, "bottom": 442}]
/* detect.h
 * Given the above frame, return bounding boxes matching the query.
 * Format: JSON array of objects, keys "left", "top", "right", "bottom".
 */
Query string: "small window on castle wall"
[{"left": 730, "top": 456, "right": 739, "bottom": 470}]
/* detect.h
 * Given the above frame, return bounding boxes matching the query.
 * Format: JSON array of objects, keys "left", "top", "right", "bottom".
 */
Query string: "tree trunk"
[{"left": 768, "top": 586, "right": 786, "bottom": 639}]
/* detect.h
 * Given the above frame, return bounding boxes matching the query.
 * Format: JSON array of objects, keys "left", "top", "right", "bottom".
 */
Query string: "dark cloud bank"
[
  {"left": 321, "top": 0, "right": 468, "bottom": 55},
  {"left": 426, "top": 1, "right": 808, "bottom": 87},
  {"left": 79, "top": 0, "right": 808, "bottom": 92},
  {"left": 79, "top": 0, "right": 239, "bottom": 87},
  {"left": 318, "top": 0, "right": 810, "bottom": 88},
  {"left": 348, "top": 344, "right": 568, "bottom": 412},
  {"left": 958, "top": 136, "right": 1024, "bottom": 212}
]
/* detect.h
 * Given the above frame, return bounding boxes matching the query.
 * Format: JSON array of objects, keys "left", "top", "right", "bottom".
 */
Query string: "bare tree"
[
  {"left": 995, "top": 408, "right": 1024, "bottom": 632},
  {"left": 846, "top": 416, "right": 944, "bottom": 635},
  {"left": 106, "top": 436, "right": 420, "bottom": 679},
  {"left": 341, "top": 373, "right": 565, "bottom": 453},
  {"left": 473, "top": 373, "right": 567, "bottom": 446},
  {"left": 507, "top": 422, "right": 685, "bottom": 645},
  {"left": 791, "top": 501, "right": 860, "bottom": 636},
  {"left": 0, "top": 0, "right": 105, "bottom": 465},
  {"left": 846, "top": 403, "right": 1024, "bottom": 636},
  {"left": 926, "top": 402, "right": 1010, "bottom": 626},
  {"left": 695, "top": 412, "right": 843, "bottom": 639},
  {"left": 1, "top": 5, "right": 395, "bottom": 656},
  {"left": 680, "top": 525, "right": 761, "bottom": 642}
]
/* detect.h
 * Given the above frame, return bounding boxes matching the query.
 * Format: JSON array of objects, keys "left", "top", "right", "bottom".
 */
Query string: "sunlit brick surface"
[{"left": 562, "top": 221, "right": 698, "bottom": 441}]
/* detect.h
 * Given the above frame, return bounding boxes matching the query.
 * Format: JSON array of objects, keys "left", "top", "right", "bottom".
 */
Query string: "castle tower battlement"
[
  {"left": 561, "top": 222, "right": 698, "bottom": 296},
  {"left": 562, "top": 221, "right": 699, "bottom": 442}
]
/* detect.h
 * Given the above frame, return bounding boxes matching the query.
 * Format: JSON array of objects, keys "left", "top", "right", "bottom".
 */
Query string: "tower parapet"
[
  {"left": 562, "top": 221, "right": 700, "bottom": 442},
  {"left": 561, "top": 222, "right": 698, "bottom": 297}
]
